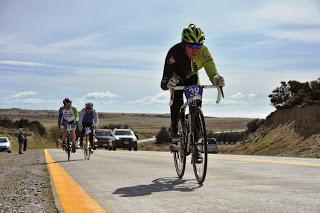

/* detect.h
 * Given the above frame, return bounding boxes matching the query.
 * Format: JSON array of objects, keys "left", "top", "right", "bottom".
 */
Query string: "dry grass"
[
  {"left": 0, "top": 109, "right": 252, "bottom": 140},
  {"left": 0, "top": 127, "right": 56, "bottom": 153},
  {"left": 220, "top": 106, "right": 320, "bottom": 158},
  {"left": 138, "top": 141, "right": 170, "bottom": 152}
]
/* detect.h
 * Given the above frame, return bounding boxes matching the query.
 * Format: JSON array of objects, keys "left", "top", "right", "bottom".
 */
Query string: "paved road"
[{"left": 48, "top": 149, "right": 320, "bottom": 213}]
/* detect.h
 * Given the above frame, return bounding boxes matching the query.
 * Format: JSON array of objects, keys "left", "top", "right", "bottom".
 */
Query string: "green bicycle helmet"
[{"left": 182, "top": 24, "right": 205, "bottom": 44}]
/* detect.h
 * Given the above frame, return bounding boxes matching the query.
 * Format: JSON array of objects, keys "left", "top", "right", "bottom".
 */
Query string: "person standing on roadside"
[
  {"left": 17, "top": 128, "right": 27, "bottom": 154},
  {"left": 23, "top": 132, "right": 28, "bottom": 151}
]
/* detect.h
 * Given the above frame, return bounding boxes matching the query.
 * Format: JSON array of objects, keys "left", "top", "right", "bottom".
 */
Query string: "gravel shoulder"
[{"left": 0, "top": 149, "right": 57, "bottom": 212}]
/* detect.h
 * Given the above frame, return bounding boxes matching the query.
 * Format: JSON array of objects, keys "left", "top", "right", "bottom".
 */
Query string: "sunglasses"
[
  {"left": 186, "top": 43, "right": 203, "bottom": 49},
  {"left": 86, "top": 107, "right": 92, "bottom": 110}
]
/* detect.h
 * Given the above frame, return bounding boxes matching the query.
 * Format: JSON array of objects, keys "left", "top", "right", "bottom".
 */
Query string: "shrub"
[
  {"left": 207, "top": 130, "right": 246, "bottom": 143},
  {"left": 269, "top": 77, "right": 320, "bottom": 109},
  {"left": 0, "top": 118, "right": 46, "bottom": 135},
  {"left": 155, "top": 127, "right": 171, "bottom": 144},
  {"left": 0, "top": 117, "right": 14, "bottom": 128},
  {"left": 100, "top": 123, "right": 129, "bottom": 129},
  {"left": 48, "top": 125, "right": 61, "bottom": 141},
  {"left": 268, "top": 81, "right": 292, "bottom": 109},
  {"left": 246, "top": 119, "right": 265, "bottom": 134}
]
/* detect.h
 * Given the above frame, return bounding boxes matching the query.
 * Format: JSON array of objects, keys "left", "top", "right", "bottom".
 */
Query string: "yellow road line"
[
  {"left": 209, "top": 155, "right": 320, "bottom": 167},
  {"left": 44, "top": 149, "right": 107, "bottom": 213}
]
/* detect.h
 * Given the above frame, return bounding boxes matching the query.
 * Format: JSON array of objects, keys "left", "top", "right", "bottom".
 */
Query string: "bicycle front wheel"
[
  {"left": 87, "top": 142, "right": 91, "bottom": 160},
  {"left": 66, "top": 137, "right": 71, "bottom": 162},
  {"left": 191, "top": 107, "right": 207, "bottom": 184},
  {"left": 173, "top": 111, "right": 187, "bottom": 178}
]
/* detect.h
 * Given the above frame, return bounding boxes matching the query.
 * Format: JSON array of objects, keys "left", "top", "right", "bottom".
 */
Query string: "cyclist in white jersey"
[{"left": 58, "top": 98, "right": 79, "bottom": 153}]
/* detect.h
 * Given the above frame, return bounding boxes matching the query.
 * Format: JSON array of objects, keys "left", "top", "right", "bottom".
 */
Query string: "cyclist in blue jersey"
[
  {"left": 58, "top": 98, "right": 79, "bottom": 153},
  {"left": 79, "top": 102, "right": 99, "bottom": 153},
  {"left": 161, "top": 23, "right": 225, "bottom": 137}
]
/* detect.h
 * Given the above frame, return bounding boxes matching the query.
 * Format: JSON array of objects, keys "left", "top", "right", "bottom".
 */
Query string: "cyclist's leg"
[
  {"left": 80, "top": 127, "right": 85, "bottom": 147},
  {"left": 71, "top": 127, "right": 77, "bottom": 152},
  {"left": 84, "top": 133, "right": 89, "bottom": 147},
  {"left": 170, "top": 90, "right": 183, "bottom": 137},
  {"left": 60, "top": 126, "right": 67, "bottom": 147},
  {"left": 89, "top": 129, "right": 95, "bottom": 150},
  {"left": 62, "top": 128, "right": 68, "bottom": 143}
]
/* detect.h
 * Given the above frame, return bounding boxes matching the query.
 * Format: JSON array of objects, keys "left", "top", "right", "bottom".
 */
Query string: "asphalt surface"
[{"left": 48, "top": 149, "right": 320, "bottom": 213}]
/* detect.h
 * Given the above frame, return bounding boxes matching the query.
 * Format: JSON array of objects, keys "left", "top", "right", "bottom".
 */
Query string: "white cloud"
[
  {"left": 84, "top": 91, "right": 118, "bottom": 100},
  {"left": 271, "top": 29, "right": 320, "bottom": 44},
  {"left": 248, "top": 93, "right": 257, "bottom": 99},
  {"left": 12, "top": 91, "right": 37, "bottom": 98},
  {"left": 129, "top": 91, "right": 169, "bottom": 105},
  {"left": 229, "top": 92, "right": 257, "bottom": 101},
  {"left": 15, "top": 98, "right": 46, "bottom": 104},
  {"left": 230, "top": 92, "right": 245, "bottom": 99},
  {"left": 0, "top": 60, "right": 46, "bottom": 67},
  {"left": 45, "top": 33, "right": 104, "bottom": 49},
  {"left": 257, "top": 0, "right": 320, "bottom": 25}
]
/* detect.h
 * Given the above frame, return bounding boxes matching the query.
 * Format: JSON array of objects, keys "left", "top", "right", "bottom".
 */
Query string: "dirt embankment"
[{"left": 224, "top": 105, "right": 320, "bottom": 158}]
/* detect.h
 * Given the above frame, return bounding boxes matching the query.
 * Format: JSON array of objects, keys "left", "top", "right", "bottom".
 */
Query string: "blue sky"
[{"left": 0, "top": 0, "right": 319, "bottom": 118}]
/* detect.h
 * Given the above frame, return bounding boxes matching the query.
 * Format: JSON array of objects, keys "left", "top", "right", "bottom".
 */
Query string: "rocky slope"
[{"left": 226, "top": 105, "right": 320, "bottom": 158}]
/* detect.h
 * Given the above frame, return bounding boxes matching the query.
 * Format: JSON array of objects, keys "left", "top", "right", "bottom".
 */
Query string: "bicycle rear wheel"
[
  {"left": 84, "top": 140, "right": 88, "bottom": 160},
  {"left": 173, "top": 111, "right": 187, "bottom": 178},
  {"left": 191, "top": 107, "right": 207, "bottom": 184}
]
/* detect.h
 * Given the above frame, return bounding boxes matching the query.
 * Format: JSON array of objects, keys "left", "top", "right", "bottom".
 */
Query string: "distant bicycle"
[
  {"left": 83, "top": 127, "right": 93, "bottom": 160},
  {"left": 64, "top": 124, "right": 74, "bottom": 162},
  {"left": 170, "top": 84, "right": 223, "bottom": 184}
]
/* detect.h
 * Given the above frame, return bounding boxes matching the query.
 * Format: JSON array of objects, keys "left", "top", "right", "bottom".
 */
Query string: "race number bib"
[
  {"left": 85, "top": 127, "right": 92, "bottom": 134},
  {"left": 184, "top": 85, "right": 203, "bottom": 103},
  {"left": 66, "top": 124, "right": 73, "bottom": 132}
]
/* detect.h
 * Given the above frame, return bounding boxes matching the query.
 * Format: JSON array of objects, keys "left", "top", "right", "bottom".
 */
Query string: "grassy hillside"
[
  {"left": 222, "top": 105, "right": 320, "bottom": 158},
  {"left": 0, "top": 108, "right": 252, "bottom": 140},
  {"left": 0, "top": 127, "right": 56, "bottom": 153}
]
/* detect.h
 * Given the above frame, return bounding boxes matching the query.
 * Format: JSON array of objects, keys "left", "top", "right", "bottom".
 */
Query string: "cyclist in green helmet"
[{"left": 161, "top": 23, "right": 225, "bottom": 137}]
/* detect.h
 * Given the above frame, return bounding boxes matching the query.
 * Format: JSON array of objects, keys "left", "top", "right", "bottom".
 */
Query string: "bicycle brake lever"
[
  {"left": 220, "top": 87, "right": 225, "bottom": 98},
  {"left": 216, "top": 87, "right": 222, "bottom": 104}
]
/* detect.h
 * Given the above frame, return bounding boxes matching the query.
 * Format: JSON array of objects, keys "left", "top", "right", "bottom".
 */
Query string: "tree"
[
  {"left": 268, "top": 81, "right": 292, "bottom": 109},
  {"left": 155, "top": 127, "right": 171, "bottom": 144}
]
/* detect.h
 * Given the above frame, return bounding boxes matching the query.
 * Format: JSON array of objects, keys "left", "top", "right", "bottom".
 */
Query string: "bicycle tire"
[
  {"left": 173, "top": 111, "right": 187, "bottom": 178},
  {"left": 67, "top": 137, "right": 71, "bottom": 162},
  {"left": 191, "top": 107, "right": 207, "bottom": 184},
  {"left": 87, "top": 142, "right": 91, "bottom": 160},
  {"left": 84, "top": 140, "right": 88, "bottom": 160}
]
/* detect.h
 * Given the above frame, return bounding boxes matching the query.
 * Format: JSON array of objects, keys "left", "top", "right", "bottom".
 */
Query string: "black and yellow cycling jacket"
[{"left": 161, "top": 42, "right": 219, "bottom": 90}]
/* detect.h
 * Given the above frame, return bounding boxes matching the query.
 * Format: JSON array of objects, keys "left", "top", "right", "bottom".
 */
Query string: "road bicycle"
[
  {"left": 170, "top": 85, "right": 223, "bottom": 184},
  {"left": 83, "top": 127, "right": 93, "bottom": 160},
  {"left": 64, "top": 123, "right": 74, "bottom": 162}
]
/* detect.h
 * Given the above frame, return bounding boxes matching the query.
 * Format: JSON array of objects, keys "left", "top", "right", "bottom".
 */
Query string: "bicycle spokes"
[{"left": 192, "top": 108, "right": 207, "bottom": 184}]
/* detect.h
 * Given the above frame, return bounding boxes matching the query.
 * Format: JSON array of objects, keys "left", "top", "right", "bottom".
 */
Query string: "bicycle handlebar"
[{"left": 171, "top": 85, "right": 224, "bottom": 104}]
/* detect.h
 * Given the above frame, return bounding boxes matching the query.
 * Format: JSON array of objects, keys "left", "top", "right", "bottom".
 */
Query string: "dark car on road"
[
  {"left": 112, "top": 128, "right": 138, "bottom": 151},
  {"left": 94, "top": 129, "right": 114, "bottom": 149}
]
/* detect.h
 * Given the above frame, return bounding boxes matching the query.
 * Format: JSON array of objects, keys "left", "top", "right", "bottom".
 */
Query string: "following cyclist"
[
  {"left": 160, "top": 23, "right": 225, "bottom": 138},
  {"left": 58, "top": 98, "right": 79, "bottom": 153},
  {"left": 78, "top": 102, "right": 99, "bottom": 153}
]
